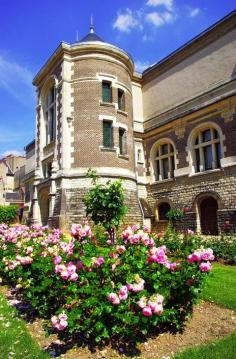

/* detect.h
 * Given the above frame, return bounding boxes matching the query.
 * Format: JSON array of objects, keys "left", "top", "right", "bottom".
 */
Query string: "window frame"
[
  {"left": 154, "top": 142, "right": 176, "bottom": 181},
  {"left": 119, "top": 127, "right": 127, "bottom": 155},
  {"left": 102, "top": 81, "right": 112, "bottom": 103},
  {"left": 117, "top": 88, "right": 125, "bottom": 111},
  {"left": 45, "top": 87, "right": 56, "bottom": 145},
  {"left": 192, "top": 127, "right": 222, "bottom": 173},
  {"left": 102, "top": 120, "right": 113, "bottom": 148}
]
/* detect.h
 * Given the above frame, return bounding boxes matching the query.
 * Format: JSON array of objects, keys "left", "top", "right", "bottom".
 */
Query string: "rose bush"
[{"left": 0, "top": 222, "right": 214, "bottom": 343}]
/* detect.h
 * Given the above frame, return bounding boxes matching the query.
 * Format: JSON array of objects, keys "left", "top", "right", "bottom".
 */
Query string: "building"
[
  {"left": 30, "top": 10, "right": 236, "bottom": 234},
  {"left": 0, "top": 154, "right": 25, "bottom": 206}
]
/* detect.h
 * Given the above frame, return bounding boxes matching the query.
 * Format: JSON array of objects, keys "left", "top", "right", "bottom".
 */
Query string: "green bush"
[
  {"left": 199, "top": 235, "right": 236, "bottom": 265},
  {"left": 0, "top": 223, "right": 214, "bottom": 344},
  {"left": 166, "top": 208, "right": 184, "bottom": 221},
  {"left": 0, "top": 205, "right": 17, "bottom": 224}
]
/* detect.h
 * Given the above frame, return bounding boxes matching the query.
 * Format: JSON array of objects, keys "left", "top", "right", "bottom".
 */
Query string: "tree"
[{"left": 83, "top": 170, "right": 127, "bottom": 244}]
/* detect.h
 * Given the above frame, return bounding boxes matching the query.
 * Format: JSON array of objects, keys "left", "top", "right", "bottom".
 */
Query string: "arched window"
[
  {"left": 45, "top": 87, "right": 56, "bottom": 145},
  {"left": 192, "top": 127, "right": 222, "bottom": 173},
  {"left": 158, "top": 202, "right": 171, "bottom": 220},
  {"left": 154, "top": 142, "right": 175, "bottom": 181}
]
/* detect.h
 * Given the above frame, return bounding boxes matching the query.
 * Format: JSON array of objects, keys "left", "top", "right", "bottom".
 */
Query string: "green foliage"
[
  {"left": 202, "top": 263, "right": 236, "bottom": 311},
  {"left": 84, "top": 170, "right": 127, "bottom": 243},
  {"left": 199, "top": 235, "right": 236, "bottom": 265},
  {"left": 0, "top": 293, "right": 49, "bottom": 359},
  {"left": 0, "top": 205, "right": 17, "bottom": 224},
  {"left": 0, "top": 224, "right": 212, "bottom": 344},
  {"left": 166, "top": 208, "right": 184, "bottom": 221},
  {"left": 174, "top": 332, "right": 236, "bottom": 359}
]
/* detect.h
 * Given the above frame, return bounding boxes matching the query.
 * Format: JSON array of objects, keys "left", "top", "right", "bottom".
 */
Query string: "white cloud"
[
  {"left": 146, "top": 11, "right": 175, "bottom": 27},
  {"left": 113, "top": 9, "right": 139, "bottom": 33},
  {"left": 189, "top": 8, "right": 201, "bottom": 17},
  {"left": 0, "top": 54, "right": 34, "bottom": 106},
  {"left": 135, "top": 60, "right": 152, "bottom": 73},
  {"left": 146, "top": 0, "right": 174, "bottom": 12},
  {"left": 1, "top": 150, "right": 24, "bottom": 158}
]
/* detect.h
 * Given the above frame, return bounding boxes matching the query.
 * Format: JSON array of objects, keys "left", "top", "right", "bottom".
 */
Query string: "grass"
[
  {"left": 174, "top": 263, "right": 236, "bottom": 358},
  {"left": 174, "top": 332, "right": 236, "bottom": 359},
  {"left": 202, "top": 263, "right": 236, "bottom": 311},
  {"left": 0, "top": 292, "right": 49, "bottom": 359}
]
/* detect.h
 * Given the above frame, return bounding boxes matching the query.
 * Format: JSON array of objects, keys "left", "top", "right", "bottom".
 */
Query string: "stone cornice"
[{"left": 33, "top": 42, "right": 134, "bottom": 86}]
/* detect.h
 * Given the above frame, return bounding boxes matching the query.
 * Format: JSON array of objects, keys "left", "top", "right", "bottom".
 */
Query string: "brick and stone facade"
[{"left": 30, "top": 11, "right": 236, "bottom": 234}]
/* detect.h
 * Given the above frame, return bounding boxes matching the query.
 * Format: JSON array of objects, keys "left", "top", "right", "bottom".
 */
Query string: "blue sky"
[{"left": 0, "top": 0, "right": 235, "bottom": 157}]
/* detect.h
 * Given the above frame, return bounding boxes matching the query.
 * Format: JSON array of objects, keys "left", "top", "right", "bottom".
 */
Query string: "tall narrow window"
[
  {"left": 45, "top": 87, "right": 56, "bottom": 144},
  {"left": 154, "top": 142, "right": 175, "bottom": 181},
  {"left": 103, "top": 121, "right": 113, "bottom": 148},
  {"left": 102, "top": 81, "right": 112, "bottom": 103},
  {"left": 119, "top": 128, "right": 127, "bottom": 155},
  {"left": 118, "top": 89, "right": 125, "bottom": 111},
  {"left": 192, "top": 127, "right": 222, "bottom": 173}
]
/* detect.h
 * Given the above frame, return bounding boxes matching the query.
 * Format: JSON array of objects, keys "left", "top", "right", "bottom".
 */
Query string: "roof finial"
[{"left": 90, "top": 14, "right": 94, "bottom": 33}]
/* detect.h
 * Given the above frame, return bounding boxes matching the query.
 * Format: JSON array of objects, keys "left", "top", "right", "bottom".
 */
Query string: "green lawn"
[
  {"left": 202, "top": 263, "right": 236, "bottom": 311},
  {"left": 174, "top": 332, "right": 236, "bottom": 359},
  {"left": 0, "top": 293, "right": 49, "bottom": 359},
  {"left": 174, "top": 263, "right": 236, "bottom": 359}
]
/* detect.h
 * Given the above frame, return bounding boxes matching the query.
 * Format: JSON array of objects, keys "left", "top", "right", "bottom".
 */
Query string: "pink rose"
[
  {"left": 70, "top": 272, "right": 79, "bottom": 282},
  {"left": 51, "top": 315, "right": 58, "bottom": 326},
  {"left": 56, "top": 320, "right": 68, "bottom": 331},
  {"left": 199, "top": 261, "right": 212, "bottom": 272},
  {"left": 61, "top": 270, "right": 70, "bottom": 280},
  {"left": 54, "top": 256, "right": 62, "bottom": 265},
  {"left": 142, "top": 306, "right": 152, "bottom": 317},
  {"left": 153, "top": 304, "right": 163, "bottom": 315}
]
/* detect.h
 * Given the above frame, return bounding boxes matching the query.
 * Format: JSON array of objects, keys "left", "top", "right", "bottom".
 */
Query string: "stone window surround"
[
  {"left": 98, "top": 114, "right": 129, "bottom": 159},
  {"left": 149, "top": 138, "right": 178, "bottom": 184},
  {"left": 186, "top": 121, "right": 226, "bottom": 175},
  {"left": 96, "top": 73, "right": 130, "bottom": 114}
]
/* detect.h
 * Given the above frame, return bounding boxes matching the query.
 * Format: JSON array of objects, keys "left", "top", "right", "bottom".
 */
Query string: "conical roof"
[{"left": 78, "top": 17, "right": 104, "bottom": 43}]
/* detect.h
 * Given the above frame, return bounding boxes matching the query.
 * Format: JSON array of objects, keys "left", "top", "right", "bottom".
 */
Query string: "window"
[
  {"left": 103, "top": 121, "right": 113, "bottom": 148},
  {"left": 137, "top": 149, "right": 142, "bottom": 162},
  {"left": 118, "top": 89, "right": 125, "bottom": 111},
  {"left": 154, "top": 142, "right": 175, "bottom": 181},
  {"left": 158, "top": 202, "right": 171, "bottom": 220},
  {"left": 192, "top": 127, "right": 222, "bottom": 173},
  {"left": 45, "top": 87, "right": 56, "bottom": 144},
  {"left": 43, "top": 162, "right": 52, "bottom": 178},
  {"left": 119, "top": 128, "right": 127, "bottom": 155},
  {"left": 102, "top": 81, "right": 112, "bottom": 103}
]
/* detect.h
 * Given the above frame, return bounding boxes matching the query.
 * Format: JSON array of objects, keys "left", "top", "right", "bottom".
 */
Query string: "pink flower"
[
  {"left": 142, "top": 306, "right": 152, "bottom": 316},
  {"left": 51, "top": 315, "right": 58, "bottom": 326},
  {"left": 26, "top": 246, "right": 33, "bottom": 255},
  {"left": 119, "top": 292, "right": 128, "bottom": 301},
  {"left": 153, "top": 304, "right": 163, "bottom": 315},
  {"left": 58, "top": 312, "right": 68, "bottom": 321},
  {"left": 116, "top": 245, "right": 126, "bottom": 254},
  {"left": 108, "top": 293, "right": 120, "bottom": 305},
  {"left": 56, "top": 320, "right": 68, "bottom": 331},
  {"left": 119, "top": 286, "right": 128, "bottom": 296},
  {"left": 54, "top": 256, "right": 62, "bottom": 265},
  {"left": 199, "top": 261, "right": 212, "bottom": 272},
  {"left": 61, "top": 270, "right": 70, "bottom": 280},
  {"left": 70, "top": 272, "right": 79, "bottom": 281}
]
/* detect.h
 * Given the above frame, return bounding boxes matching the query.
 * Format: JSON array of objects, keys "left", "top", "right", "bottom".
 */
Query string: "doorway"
[{"left": 200, "top": 197, "right": 218, "bottom": 235}]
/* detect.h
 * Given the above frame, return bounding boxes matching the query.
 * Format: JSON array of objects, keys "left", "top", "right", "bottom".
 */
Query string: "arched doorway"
[
  {"left": 200, "top": 197, "right": 218, "bottom": 235},
  {"left": 158, "top": 202, "right": 171, "bottom": 220}
]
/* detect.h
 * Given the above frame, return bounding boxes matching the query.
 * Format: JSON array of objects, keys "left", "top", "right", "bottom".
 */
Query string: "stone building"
[
  {"left": 0, "top": 154, "right": 25, "bottom": 206},
  {"left": 31, "top": 10, "right": 236, "bottom": 234}
]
